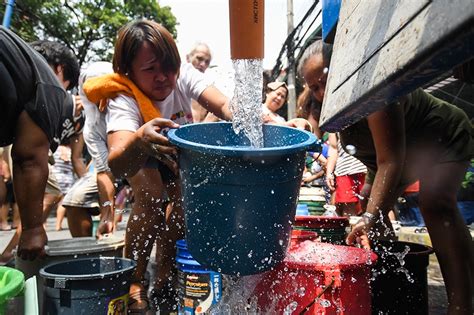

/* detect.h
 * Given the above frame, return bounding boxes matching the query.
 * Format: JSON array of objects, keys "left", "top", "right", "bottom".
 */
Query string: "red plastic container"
[
  {"left": 294, "top": 215, "right": 350, "bottom": 245},
  {"left": 253, "top": 240, "right": 377, "bottom": 314},
  {"left": 290, "top": 230, "right": 318, "bottom": 248},
  {"left": 294, "top": 215, "right": 349, "bottom": 230}
]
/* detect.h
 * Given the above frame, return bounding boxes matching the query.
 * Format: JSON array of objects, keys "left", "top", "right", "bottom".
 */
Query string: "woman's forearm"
[
  {"left": 326, "top": 152, "right": 337, "bottom": 176},
  {"left": 365, "top": 162, "right": 403, "bottom": 216},
  {"left": 108, "top": 132, "right": 148, "bottom": 178},
  {"left": 198, "top": 86, "right": 232, "bottom": 121}
]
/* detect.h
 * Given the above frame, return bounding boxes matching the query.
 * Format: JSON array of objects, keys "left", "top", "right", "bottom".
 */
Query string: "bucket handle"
[
  {"left": 307, "top": 140, "right": 323, "bottom": 154},
  {"left": 54, "top": 278, "right": 67, "bottom": 289},
  {"left": 298, "top": 276, "right": 336, "bottom": 315}
]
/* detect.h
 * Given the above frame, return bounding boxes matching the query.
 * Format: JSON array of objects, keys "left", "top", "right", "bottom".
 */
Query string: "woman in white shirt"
[{"left": 86, "top": 19, "right": 232, "bottom": 313}]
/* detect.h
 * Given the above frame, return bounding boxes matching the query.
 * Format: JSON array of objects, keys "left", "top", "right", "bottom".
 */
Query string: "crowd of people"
[{"left": 0, "top": 17, "right": 472, "bottom": 315}]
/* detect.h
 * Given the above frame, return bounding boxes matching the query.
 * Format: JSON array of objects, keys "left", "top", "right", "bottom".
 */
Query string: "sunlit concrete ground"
[{"left": 0, "top": 212, "right": 456, "bottom": 314}]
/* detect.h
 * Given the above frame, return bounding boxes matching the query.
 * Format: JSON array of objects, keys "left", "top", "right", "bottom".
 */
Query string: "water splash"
[
  {"left": 209, "top": 274, "right": 265, "bottom": 314},
  {"left": 230, "top": 59, "right": 264, "bottom": 148}
]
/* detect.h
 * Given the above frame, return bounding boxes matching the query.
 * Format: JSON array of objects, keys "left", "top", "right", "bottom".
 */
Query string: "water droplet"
[{"left": 320, "top": 299, "right": 331, "bottom": 308}]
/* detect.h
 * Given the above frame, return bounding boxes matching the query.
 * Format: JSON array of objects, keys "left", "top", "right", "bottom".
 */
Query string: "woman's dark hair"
[
  {"left": 30, "top": 40, "right": 80, "bottom": 90},
  {"left": 297, "top": 40, "right": 333, "bottom": 78},
  {"left": 297, "top": 86, "right": 321, "bottom": 121},
  {"left": 113, "top": 19, "right": 181, "bottom": 76}
]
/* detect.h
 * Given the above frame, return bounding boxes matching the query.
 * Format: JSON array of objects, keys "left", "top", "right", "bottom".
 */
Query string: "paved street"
[{"left": 0, "top": 213, "right": 454, "bottom": 314}]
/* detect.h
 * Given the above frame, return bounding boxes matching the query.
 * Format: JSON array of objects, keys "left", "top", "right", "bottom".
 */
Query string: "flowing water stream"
[{"left": 229, "top": 59, "right": 264, "bottom": 148}]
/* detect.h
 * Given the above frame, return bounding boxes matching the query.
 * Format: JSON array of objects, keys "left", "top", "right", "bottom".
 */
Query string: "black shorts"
[
  {"left": 5, "top": 181, "right": 15, "bottom": 203},
  {"left": 144, "top": 156, "right": 178, "bottom": 184}
]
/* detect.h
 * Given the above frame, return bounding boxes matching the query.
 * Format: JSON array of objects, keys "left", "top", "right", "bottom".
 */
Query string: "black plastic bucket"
[
  {"left": 370, "top": 240, "right": 434, "bottom": 315},
  {"left": 39, "top": 257, "right": 136, "bottom": 314}
]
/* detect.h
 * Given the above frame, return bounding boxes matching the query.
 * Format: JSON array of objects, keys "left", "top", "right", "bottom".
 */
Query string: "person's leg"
[
  {"left": 126, "top": 168, "right": 165, "bottom": 313},
  {"left": 55, "top": 202, "right": 66, "bottom": 231},
  {"left": 62, "top": 172, "right": 101, "bottom": 237},
  {"left": 335, "top": 174, "right": 363, "bottom": 216},
  {"left": 151, "top": 179, "right": 185, "bottom": 312},
  {"left": 419, "top": 160, "right": 473, "bottom": 314},
  {"left": 336, "top": 202, "right": 360, "bottom": 217},
  {"left": 0, "top": 178, "right": 10, "bottom": 230},
  {"left": 114, "top": 186, "right": 129, "bottom": 226},
  {"left": 12, "top": 202, "right": 20, "bottom": 229},
  {"left": 0, "top": 224, "right": 20, "bottom": 264},
  {"left": 65, "top": 206, "right": 93, "bottom": 237},
  {"left": 42, "top": 192, "right": 62, "bottom": 224},
  {"left": 153, "top": 179, "right": 185, "bottom": 291},
  {"left": 42, "top": 164, "right": 63, "bottom": 224}
]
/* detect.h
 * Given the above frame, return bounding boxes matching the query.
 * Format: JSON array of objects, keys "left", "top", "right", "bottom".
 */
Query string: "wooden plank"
[{"left": 320, "top": 0, "right": 474, "bottom": 132}]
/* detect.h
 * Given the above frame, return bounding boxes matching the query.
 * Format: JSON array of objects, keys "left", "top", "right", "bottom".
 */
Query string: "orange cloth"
[{"left": 83, "top": 73, "right": 161, "bottom": 123}]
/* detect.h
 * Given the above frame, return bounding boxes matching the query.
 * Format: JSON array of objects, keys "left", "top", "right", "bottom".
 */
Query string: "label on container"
[
  {"left": 107, "top": 293, "right": 128, "bottom": 315},
  {"left": 178, "top": 270, "right": 222, "bottom": 315}
]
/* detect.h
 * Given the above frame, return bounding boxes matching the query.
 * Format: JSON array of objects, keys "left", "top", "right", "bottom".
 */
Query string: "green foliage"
[
  {"left": 461, "top": 159, "right": 474, "bottom": 189},
  {"left": 0, "top": 0, "right": 178, "bottom": 66}
]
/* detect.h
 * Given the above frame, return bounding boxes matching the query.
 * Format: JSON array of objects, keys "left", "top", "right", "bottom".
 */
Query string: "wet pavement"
[{"left": 0, "top": 213, "right": 452, "bottom": 314}]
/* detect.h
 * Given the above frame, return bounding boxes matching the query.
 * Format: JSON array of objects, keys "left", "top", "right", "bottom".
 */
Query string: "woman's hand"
[
  {"left": 136, "top": 118, "right": 180, "bottom": 174},
  {"left": 346, "top": 219, "right": 372, "bottom": 250},
  {"left": 346, "top": 212, "right": 396, "bottom": 249},
  {"left": 262, "top": 113, "right": 273, "bottom": 124},
  {"left": 285, "top": 118, "right": 313, "bottom": 132},
  {"left": 17, "top": 226, "right": 47, "bottom": 261}
]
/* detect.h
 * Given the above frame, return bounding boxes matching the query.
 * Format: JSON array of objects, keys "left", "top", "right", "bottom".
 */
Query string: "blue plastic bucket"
[
  {"left": 168, "top": 122, "right": 318, "bottom": 275},
  {"left": 176, "top": 239, "right": 222, "bottom": 314},
  {"left": 39, "top": 257, "right": 136, "bottom": 314}
]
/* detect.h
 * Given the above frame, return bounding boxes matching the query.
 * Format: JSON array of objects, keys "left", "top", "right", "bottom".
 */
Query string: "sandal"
[{"left": 128, "top": 290, "right": 153, "bottom": 314}]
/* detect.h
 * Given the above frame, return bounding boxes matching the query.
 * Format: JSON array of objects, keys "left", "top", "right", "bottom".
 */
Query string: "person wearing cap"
[{"left": 262, "top": 81, "right": 288, "bottom": 124}]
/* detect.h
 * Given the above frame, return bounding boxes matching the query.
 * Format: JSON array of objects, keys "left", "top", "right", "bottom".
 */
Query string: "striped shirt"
[{"left": 334, "top": 137, "right": 367, "bottom": 177}]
